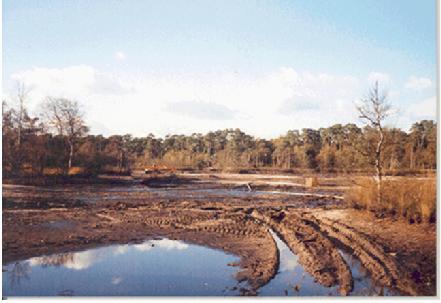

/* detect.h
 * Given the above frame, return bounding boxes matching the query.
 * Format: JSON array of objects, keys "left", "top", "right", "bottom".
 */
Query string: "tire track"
[
  {"left": 305, "top": 215, "right": 417, "bottom": 295},
  {"left": 250, "top": 209, "right": 353, "bottom": 295}
]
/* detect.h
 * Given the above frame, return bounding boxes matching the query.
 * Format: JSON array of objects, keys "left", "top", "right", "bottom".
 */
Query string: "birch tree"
[{"left": 356, "top": 81, "right": 391, "bottom": 205}]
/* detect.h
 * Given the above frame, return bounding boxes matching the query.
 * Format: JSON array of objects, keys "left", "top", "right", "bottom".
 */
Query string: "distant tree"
[
  {"left": 356, "top": 81, "right": 391, "bottom": 205},
  {"left": 4, "top": 83, "right": 33, "bottom": 171},
  {"left": 2, "top": 100, "right": 16, "bottom": 174},
  {"left": 382, "top": 128, "right": 407, "bottom": 171},
  {"left": 13, "top": 82, "right": 32, "bottom": 152},
  {"left": 301, "top": 128, "right": 321, "bottom": 169},
  {"left": 3, "top": 85, "right": 46, "bottom": 175},
  {"left": 408, "top": 120, "right": 436, "bottom": 169},
  {"left": 2, "top": 86, "right": 434, "bottom": 177},
  {"left": 41, "top": 97, "right": 89, "bottom": 170}
]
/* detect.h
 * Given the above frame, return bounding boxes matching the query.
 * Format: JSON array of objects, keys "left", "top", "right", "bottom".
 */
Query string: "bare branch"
[{"left": 39, "top": 97, "right": 88, "bottom": 169}]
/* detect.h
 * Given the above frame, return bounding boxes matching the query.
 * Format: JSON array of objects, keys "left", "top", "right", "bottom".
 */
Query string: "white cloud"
[
  {"left": 388, "top": 90, "right": 400, "bottom": 97},
  {"left": 274, "top": 68, "right": 360, "bottom": 116},
  {"left": 406, "top": 96, "right": 437, "bottom": 118},
  {"left": 113, "top": 245, "right": 129, "bottom": 255},
  {"left": 111, "top": 276, "right": 122, "bottom": 285},
  {"left": 29, "top": 250, "right": 99, "bottom": 270},
  {"left": 368, "top": 72, "right": 391, "bottom": 86},
  {"left": 7, "top": 65, "right": 429, "bottom": 138},
  {"left": 281, "top": 257, "right": 298, "bottom": 271},
  {"left": 404, "top": 76, "right": 432, "bottom": 91},
  {"left": 10, "top": 65, "right": 133, "bottom": 106},
  {"left": 164, "top": 100, "right": 238, "bottom": 120},
  {"left": 62, "top": 251, "right": 99, "bottom": 270},
  {"left": 134, "top": 239, "right": 189, "bottom": 251},
  {"left": 27, "top": 239, "right": 190, "bottom": 273},
  {"left": 115, "top": 51, "right": 126, "bottom": 61},
  {"left": 6, "top": 66, "right": 364, "bottom": 138}
]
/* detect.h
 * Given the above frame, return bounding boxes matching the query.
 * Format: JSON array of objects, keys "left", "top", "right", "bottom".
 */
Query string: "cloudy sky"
[{"left": 3, "top": 0, "right": 437, "bottom": 138}]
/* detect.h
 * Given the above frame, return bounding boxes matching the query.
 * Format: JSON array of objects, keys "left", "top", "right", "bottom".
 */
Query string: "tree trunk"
[
  {"left": 17, "top": 125, "right": 22, "bottom": 149},
  {"left": 118, "top": 150, "right": 123, "bottom": 173},
  {"left": 14, "top": 101, "right": 24, "bottom": 174},
  {"left": 17, "top": 99, "right": 23, "bottom": 150},
  {"left": 68, "top": 141, "right": 74, "bottom": 170},
  {"left": 375, "top": 128, "right": 384, "bottom": 206}
]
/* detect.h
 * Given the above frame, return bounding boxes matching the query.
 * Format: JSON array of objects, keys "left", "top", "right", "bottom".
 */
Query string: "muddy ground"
[{"left": 2, "top": 172, "right": 437, "bottom": 296}]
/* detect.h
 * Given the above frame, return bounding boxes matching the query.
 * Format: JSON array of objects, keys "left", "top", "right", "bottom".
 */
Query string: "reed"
[{"left": 345, "top": 177, "right": 436, "bottom": 223}]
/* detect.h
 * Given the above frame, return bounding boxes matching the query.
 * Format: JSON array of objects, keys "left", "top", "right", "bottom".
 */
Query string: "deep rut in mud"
[
  {"left": 247, "top": 209, "right": 417, "bottom": 295},
  {"left": 138, "top": 206, "right": 418, "bottom": 295}
]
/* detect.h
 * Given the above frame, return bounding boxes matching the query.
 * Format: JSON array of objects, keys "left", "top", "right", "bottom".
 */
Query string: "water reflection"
[
  {"left": 7, "top": 262, "right": 31, "bottom": 290},
  {"left": 259, "top": 231, "right": 397, "bottom": 296},
  {"left": 29, "top": 251, "right": 98, "bottom": 270},
  {"left": 3, "top": 237, "right": 399, "bottom": 296},
  {"left": 339, "top": 250, "right": 397, "bottom": 296},
  {"left": 133, "top": 239, "right": 188, "bottom": 252},
  {"left": 25, "top": 239, "right": 190, "bottom": 272},
  {"left": 259, "top": 230, "right": 339, "bottom": 296},
  {"left": 3, "top": 238, "right": 241, "bottom": 296}
]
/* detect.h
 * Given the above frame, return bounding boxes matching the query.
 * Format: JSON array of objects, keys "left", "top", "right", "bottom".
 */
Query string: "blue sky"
[{"left": 2, "top": 0, "right": 437, "bottom": 138}]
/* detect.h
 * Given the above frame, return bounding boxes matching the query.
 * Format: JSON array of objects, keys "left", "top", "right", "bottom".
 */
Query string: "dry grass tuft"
[
  {"left": 68, "top": 166, "right": 86, "bottom": 175},
  {"left": 42, "top": 167, "right": 64, "bottom": 175},
  {"left": 345, "top": 177, "right": 436, "bottom": 223}
]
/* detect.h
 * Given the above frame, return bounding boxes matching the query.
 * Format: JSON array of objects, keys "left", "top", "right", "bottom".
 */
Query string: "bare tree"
[
  {"left": 356, "top": 81, "right": 391, "bottom": 205},
  {"left": 9, "top": 82, "right": 32, "bottom": 155},
  {"left": 8, "top": 261, "right": 30, "bottom": 289},
  {"left": 41, "top": 97, "right": 89, "bottom": 170}
]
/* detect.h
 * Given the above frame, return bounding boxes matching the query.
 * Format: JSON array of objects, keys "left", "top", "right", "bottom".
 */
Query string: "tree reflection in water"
[
  {"left": 8, "top": 262, "right": 31, "bottom": 289},
  {"left": 32, "top": 253, "right": 74, "bottom": 268}
]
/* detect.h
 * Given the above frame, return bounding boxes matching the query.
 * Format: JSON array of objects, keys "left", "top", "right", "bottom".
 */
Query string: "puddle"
[
  {"left": 39, "top": 220, "right": 75, "bottom": 230},
  {"left": 79, "top": 186, "right": 341, "bottom": 201},
  {"left": 8, "top": 183, "right": 341, "bottom": 206},
  {"left": 259, "top": 230, "right": 339, "bottom": 296},
  {"left": 339, "top": 251, "right": 398, "bottom": 296},
  {"left": 259, "top": 230, "right": 398, "bottom": 296},
  {"left": 2, "top": 238, "right": 242, "bottom": 296},
  {"left": 2, "top": 233, "right": 401, "bottom": 297}
]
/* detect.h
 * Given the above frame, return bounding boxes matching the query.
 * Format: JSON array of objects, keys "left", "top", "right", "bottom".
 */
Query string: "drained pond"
[
  {"left": 3, "top": 176, "right": 416, "bottom": 296},
  {"left": 3, "top": 235, "right": 397, "bottom": 296}
]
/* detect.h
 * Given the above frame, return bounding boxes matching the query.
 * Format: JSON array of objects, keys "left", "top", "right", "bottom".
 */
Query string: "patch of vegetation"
[{"left": 345, "top": 177, "right": 436, "bottom": 224}]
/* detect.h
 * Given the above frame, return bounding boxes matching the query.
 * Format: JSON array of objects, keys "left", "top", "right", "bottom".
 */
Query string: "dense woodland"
[{"left": 2, "top": 95, "right": 436, "bottom": 177}]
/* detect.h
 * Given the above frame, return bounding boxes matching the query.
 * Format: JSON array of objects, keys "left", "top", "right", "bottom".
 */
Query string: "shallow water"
[
  {"left": 39, "top": 220, "right": 75, "bottom": 230},
  {"left": 259, "top": 230, "right": 339, "bottom": 296},
  {"left": 2, "top": 238, "right": 243, "bottom": 296},
  {"left": 339, "top": 250, "right": 398, "bottom": 296},
  {"left": 3, "top": 233, "right": 398, "bottom": 297},
  {"left": 75, "top": 185, "right": 340, "bottom": 205},
  {"left": 259, "top": 230, "right": 398, "bottom": 296}
]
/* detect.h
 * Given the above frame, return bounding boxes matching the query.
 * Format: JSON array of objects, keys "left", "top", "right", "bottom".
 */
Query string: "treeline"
[{"left": 2, "top": 98, "right": 436, "bottom": 176}]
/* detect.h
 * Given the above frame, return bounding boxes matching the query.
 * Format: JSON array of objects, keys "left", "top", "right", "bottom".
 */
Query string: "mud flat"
[{"left": 2, "top": 174, "right": 436, "bottom": 296}]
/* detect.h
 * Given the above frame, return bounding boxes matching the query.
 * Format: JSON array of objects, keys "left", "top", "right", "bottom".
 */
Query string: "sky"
[{"left": 2, "top": 0, "right": 437, "bottom": 138}]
